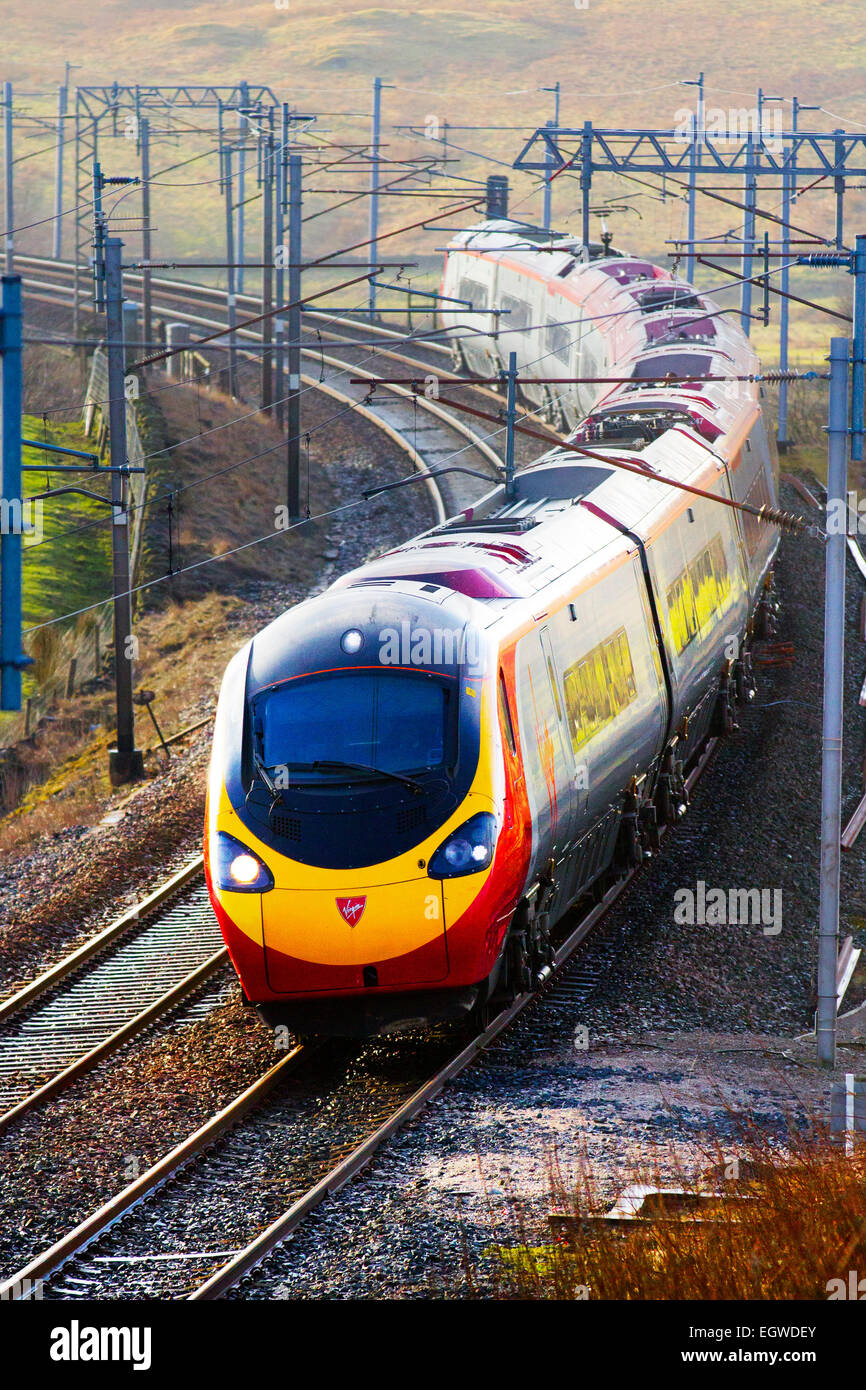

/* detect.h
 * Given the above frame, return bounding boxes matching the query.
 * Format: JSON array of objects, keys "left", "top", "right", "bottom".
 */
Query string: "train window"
[
  {"left": 562, "top": 627, "right": 638, "bottom": 752},
  {"left": 546, "top": 319, "right": 572, "bottom": 363},
  {"left": 457, "top": 278, "right": 486, "bottom": 310},
  {"left": 500, "top": 292, "right": 530, "bottom": 332},
  {"left": 632, "top": 353, "right": 713, "bottom": 382},
  {"left": 498, "top": 670, "right": 517, "bottom": 755},
  {"left": 253, "top": 671, "right": 451, "bottom": 777},
  {"left": 666, "top": 534, "right": 732, "bottom": 654}
]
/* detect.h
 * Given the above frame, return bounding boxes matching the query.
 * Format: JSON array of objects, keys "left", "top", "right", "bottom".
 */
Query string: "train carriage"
[{"left": 206, "top": 217, "right": 780, "bottom": 1036}]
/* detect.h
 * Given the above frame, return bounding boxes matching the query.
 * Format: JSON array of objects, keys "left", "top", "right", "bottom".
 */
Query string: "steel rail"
[
  {"left": 19, "top": 266, "right": 508, "bottom": 511},
  {"left": 0, "top": 946, "right": 226, "bottom": 1136},
  {"left": 0, "top": 750, "right": 721, "bottom": 1300},
  {"left": 189, "top": 739, "right": 720, "bottom": 1300},
  {"left": 0, "top": 859, "right": 233, "bottom": 1134},
  {"left": 0, "top": 855, "right": 203, "bottom": 1026},
  {"left": 0, "top": 1046, "right": 306, "bottom": 1296},
  {"left": 15, "top": 252, "right": 559, "bottom": 437},
  {"left": 12, "top": 252, "right": 453, "bottom": 357}
]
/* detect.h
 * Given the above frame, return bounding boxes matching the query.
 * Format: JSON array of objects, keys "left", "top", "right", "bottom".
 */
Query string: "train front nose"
[{"left": 260, "top": 875, "right": 450, "bottom": 994}]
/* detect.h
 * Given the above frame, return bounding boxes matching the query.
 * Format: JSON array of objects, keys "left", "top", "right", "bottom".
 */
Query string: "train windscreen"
[{"left": 253, "top": 672, "right": 450, "bottom": 778}]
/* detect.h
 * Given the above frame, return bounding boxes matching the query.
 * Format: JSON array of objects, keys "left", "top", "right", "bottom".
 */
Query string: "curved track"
[
  {"left": 0, "top": 742, "right": 717, "bottom": 1301},
  {"left": 1, "top": 254, "right": 724, "bottom": 1303},
  {"left": 15, "top": 254, "right": 535, "bottom": 520}
]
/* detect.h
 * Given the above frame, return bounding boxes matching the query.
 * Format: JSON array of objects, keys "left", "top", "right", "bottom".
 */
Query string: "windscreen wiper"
[
  {"left": 250, "top": 749, "right": 285, "bottom": 814},
  {"left": 308, "top": 759, "right": 424, "bottom": 794}
]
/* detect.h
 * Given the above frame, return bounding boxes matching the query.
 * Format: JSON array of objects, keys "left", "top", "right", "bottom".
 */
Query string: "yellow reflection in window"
[
  {"left": 562, "top": 627, "right": 638, "bottom": 753},
  {"left": 666, "top": 534, "right": 732, "bottom": 655}
]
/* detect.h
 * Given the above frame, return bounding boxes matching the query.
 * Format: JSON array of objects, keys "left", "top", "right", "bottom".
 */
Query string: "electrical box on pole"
[{"left": 486, "top": 176, "right": 508, "bottom": 220}]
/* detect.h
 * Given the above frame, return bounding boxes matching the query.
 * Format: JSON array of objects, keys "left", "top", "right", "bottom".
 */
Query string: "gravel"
[
  {"left": 4, "top": 435, "right": 862, "bottom": 1301},
  {"left": 214, "top": 479, "right": 866, "bottom": 1300}
]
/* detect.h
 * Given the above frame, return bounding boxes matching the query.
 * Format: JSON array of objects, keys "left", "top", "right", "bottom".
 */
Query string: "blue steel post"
[
  {"left": 0, "top": 275, "right": 24, "bottom": 710},
  {"left": 368, "top": 77, "right": 382, "bottom": 318},
  {"left": 817, "top": 337, "right": 850, "bottom": 1068},
  {"left": 682, "top": 72, "right": 703, "bottom": 282},
  {"left": 852, "top": 234, "right": 866, "bottom": 463},
  {"left": 542, "top": 82, "right": 560, "bottom": 232},
  {"left": 236, "top": 80, "right": 249, "bottom": 295},
  {"left": 580, "top": 120, "right": 592, "bottom": 248},
  {"left": 740, "top": 134, "right": 756, "bottom": 334},
  {"left": 139, "top": 117, "right": 152, "bottom": 377},
  {"left": 834, "top": 129, "right": 845, "bottom": 249},
  {"left": 686, "top": 113, "right": 697, "bottom": 283},
  {"left": 274, "top": 103, "right": 287, "bottom": 429},
  {"left": 3, "top": 82, "right": 13, "bottom": 275},
  {"left": 503, "top": 351, "right": 517, "bottom": 500},
  {"left": 287, "top": 152, "right": 302, "bottom": 520},
  {"left": 260, "top": 118, "right": 274, "bottom": 410},
  {"left": 778, "top": 158, "right": 793, "bottom": 449},
  {"left": 777, "top": 97, "right": 817, "bottom": 449},
  {"left": 53, "top": 67, "right": 69, "bottom": 260},
  {"left": 223, "top": 145, "right": 239, "bottom": 399},
  {"left": 543, "top": 120, "right": 555, "bottom": 232}
]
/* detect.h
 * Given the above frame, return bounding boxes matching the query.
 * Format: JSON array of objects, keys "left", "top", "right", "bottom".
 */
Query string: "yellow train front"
[{"left": 205, "top": 584, "right": 522, "bottom": 1036}]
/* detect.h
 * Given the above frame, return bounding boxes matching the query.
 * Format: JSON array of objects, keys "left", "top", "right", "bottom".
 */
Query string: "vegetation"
[
  {"left": 468, "top": 1129, "right": 866, "bottom": 1300},
  {"left": 18, "top": 418, "right": 112, "bottom": 633}
]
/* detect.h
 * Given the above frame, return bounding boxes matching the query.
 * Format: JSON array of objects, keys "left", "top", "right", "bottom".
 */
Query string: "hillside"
[{"left": 3, "top": 1, "right": 863, "bottom": 364}]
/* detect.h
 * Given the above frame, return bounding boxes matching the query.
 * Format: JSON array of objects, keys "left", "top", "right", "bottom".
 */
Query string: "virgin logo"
[{"left": 335, "top": 896, "right": 367, "bottom": 926}]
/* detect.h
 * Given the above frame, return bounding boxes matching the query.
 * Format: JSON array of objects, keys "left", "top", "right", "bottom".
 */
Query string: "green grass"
[{"left": 19, "top": 418, "right": 112, "bottom": 631}]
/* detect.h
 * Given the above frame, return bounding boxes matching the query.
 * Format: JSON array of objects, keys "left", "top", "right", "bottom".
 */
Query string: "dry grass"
[
  {"left": 7, "top": 1, "right": 865, "bottom": 358},
  {"left": 469, "top": 1127, "right": 866, "bottom": 1300}
]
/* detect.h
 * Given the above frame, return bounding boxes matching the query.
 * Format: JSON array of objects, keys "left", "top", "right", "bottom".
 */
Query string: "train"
[{"left": 204, "top": 215, "right": 780, "bottom": 1037}]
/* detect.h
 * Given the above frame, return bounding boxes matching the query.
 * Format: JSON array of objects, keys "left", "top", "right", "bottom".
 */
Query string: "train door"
[
  {"left": 577, "top": 323, "right": 606, "bottom": 416},
  {"left": 536, "top": 625, "right": 577, "bottom": 858},
  {"left": 496, "top": 269, "right": 533, "bottom": 376},
  {"left": 543, "top": 313, "right": 575, "bottom": 426},
  {"left": 452, "top": 260, "right": 495, "bottom": 376}
]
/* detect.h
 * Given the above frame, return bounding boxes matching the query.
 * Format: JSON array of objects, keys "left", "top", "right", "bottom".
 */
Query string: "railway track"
[
  {"left": 0, "top": 858, "right": 228, "bottom": 1134},
  {"left": 0, "top": 740, "right": 718, "bottom": 1302},
  {"left": 17, "top": 253, "right": 560, "bottom": 519},
  {"left": 2, "top": 253, "right": 723, "bottom": 1302}
]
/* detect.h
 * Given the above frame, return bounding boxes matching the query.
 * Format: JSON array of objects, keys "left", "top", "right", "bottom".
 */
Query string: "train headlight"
[
  {"left": 214, "top": 831, "right": 274, "bottom": 893},
  {"left": 428, "top": 812, "right": 497, "bottom": 879}
]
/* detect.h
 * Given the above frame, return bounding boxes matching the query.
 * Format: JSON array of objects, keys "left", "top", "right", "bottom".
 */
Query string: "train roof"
[{"left": 448, "top": 217, "right": 621, "bottom": 262}]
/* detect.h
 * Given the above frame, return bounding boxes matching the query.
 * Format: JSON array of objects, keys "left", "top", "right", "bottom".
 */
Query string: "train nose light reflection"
[
  {"left": 230, "top": 853, "right": 261, "bottom": 885},
  {"left": 341, "top": 629, "right": 364, "bottom": 654},
  {"left": 214, "top": 832, "right": 275, "bottom": 893},
  {"left": 428, "top": 812, "right": 497, "bottom": 878}
]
